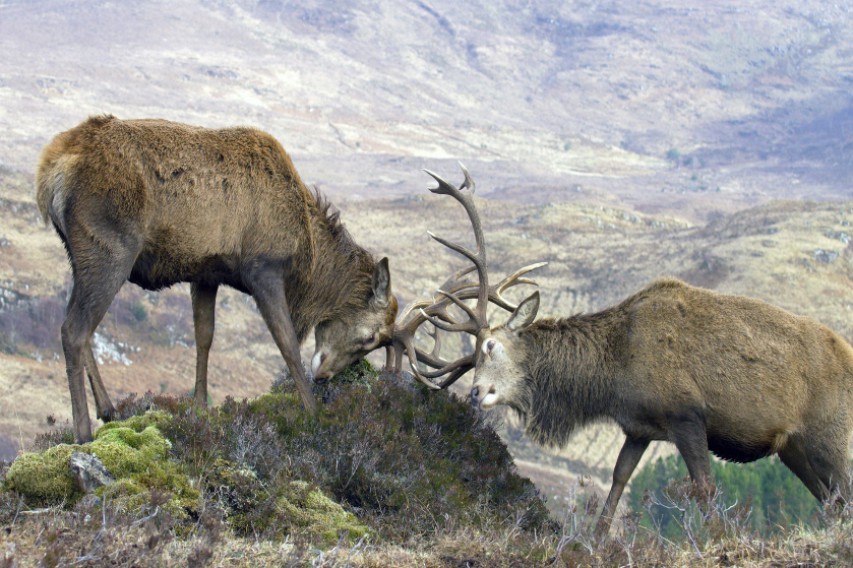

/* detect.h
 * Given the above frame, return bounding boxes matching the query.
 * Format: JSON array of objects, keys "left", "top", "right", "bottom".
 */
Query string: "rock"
[{"left": 69, "top": 452, "right": 114, "bottom": 493}]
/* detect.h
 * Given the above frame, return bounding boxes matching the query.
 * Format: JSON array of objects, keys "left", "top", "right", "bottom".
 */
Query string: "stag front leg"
[
  {"left": 191, "top": 282, "right": 218, "bottom": 408},
  {"left": 670, "top": 408, "right": 713, "bottom": 492},
  {"left": 83, "top": 343, "right": 116, "bottom": 422},
  {"left": 247, "top": 268, "right": 318, "bottom": 415},
  {"left": 595, "top": 436, "right": 649, "bottom": 540}
]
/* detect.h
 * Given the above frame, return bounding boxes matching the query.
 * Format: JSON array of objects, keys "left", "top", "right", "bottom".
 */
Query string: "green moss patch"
[
  {"left": 275, "top": 480, "right": 368, "bottom": 545},
  {"left": 4, "top": 443, "right": 81, "bottom": 506},
  {"left": 4, "top": 410, "right": 198, "bottom": 516}
]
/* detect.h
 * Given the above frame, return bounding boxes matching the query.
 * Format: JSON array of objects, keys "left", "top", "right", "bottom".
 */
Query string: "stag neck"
[
  {"left": 284, "top": 192, "right": 376, "bottom": 341},
  {"left": 519, "top": 315, "right": 624, "bottom": 447}
]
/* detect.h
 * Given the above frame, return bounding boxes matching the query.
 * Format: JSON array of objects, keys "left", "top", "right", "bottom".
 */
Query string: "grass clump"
[{"left": 275, "top": 480, "right": 368, "bottom": 545}]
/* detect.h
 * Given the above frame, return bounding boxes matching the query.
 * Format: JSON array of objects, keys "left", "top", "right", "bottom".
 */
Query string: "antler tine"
[
  {"left": 439, "top": 261, "right": 549, "bottom": 312},
  {"left": 386, "top": 167, "right": 545, "bottom": 389},
  {"left": 418, "top": 289, "right": 478, "bottom": 333},
  {"left": 423, "top": 163, "right": 475, "bottom": 195},
  {"left": 489, "top": 261, "right": 549, "bottom": 310},
  {"left": 422, "top": 167, "right": 489, "bottom": 334}
]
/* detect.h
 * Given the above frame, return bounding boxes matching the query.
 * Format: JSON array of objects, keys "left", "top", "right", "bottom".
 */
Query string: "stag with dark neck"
[{"left": 504, "top": 308, "right": 628, "bottom": 449}]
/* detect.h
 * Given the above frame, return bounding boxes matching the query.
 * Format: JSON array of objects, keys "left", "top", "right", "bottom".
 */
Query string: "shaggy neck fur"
[
  {"left": 516, "top": 309, "right": 623, "bottom": 448},
  {"left": 285, "top": 190, "right": 376, "bottom": 342}
]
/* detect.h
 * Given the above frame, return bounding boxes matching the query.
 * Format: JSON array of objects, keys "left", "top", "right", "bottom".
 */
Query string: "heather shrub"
[{"left": 152, "top": 361, "right": 550, "bottom": 543}]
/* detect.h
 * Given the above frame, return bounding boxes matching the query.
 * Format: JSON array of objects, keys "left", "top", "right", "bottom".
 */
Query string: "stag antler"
[{"left": 386, "top": 165, "right": 546, "bottom": 388}]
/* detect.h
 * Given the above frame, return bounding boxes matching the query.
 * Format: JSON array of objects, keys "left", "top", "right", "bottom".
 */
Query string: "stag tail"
[
  {"left": 36, "top": 132, "right": 76, "bottom": 233},
  {"left": 36, "top": 152, "right": 58, "bottom": 226}
]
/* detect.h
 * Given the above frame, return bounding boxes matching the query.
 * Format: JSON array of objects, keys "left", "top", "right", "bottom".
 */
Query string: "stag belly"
[
  {"left": 704, "top": 410, "right": 792, "bottom": 463},
  {"left": 130, "top": 246, "right": 245, "bottom": 292},
  {"left": 706, "top": 436, "right": 774, "bottom": 463}
]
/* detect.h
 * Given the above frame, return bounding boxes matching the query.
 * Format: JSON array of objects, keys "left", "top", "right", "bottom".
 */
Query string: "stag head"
[
  {"left": 312, "top": 257, "right": 398, "bottom": 381},
  {"left": 386, "top": 165, "right": 546, "bottom": 388},
  {"left": 471, "top": 290, "right": 540, "bottom": 408}
]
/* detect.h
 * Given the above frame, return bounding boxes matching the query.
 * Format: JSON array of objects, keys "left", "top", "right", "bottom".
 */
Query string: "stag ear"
[
  {"left": 506, "top": 291, "right": 539, "bottom": 332},
  {"left": 371, "top": 257, "right": 392, "bottom": 308}
]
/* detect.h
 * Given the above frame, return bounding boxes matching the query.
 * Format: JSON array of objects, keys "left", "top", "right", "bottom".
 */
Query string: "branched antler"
[{"left": 386, "top": 165, "right": 546, "bottom": 388}]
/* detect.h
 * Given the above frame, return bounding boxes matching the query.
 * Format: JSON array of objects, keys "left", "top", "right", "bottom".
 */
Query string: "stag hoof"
[{"left": 97, "top": 407, "right": 116, "bottom": 423}]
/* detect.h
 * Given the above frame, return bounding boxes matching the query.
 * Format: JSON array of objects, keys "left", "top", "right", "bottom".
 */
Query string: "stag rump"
[
  {"left": 406, "top": 168, "right": 853, "bottom": 540},
  {"left": 37, "top": 115, "right": 397, "bottom": 442}
]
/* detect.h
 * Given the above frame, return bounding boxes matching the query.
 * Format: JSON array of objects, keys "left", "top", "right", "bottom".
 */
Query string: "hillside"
[{"left": 1, "top": 0, "right": 852, "bottom": 219}]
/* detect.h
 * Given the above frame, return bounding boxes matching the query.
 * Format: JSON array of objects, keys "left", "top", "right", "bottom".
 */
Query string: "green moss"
[
  {"left": 97, "top": 409, "right": 172, "bottom": 435},
  {"left": 90, "top": 425, "right": 171, "bottom": 477},
  {"left": 248, "top": 391, "right": 312, "bottom": 438},
  {"left": 4, "top": 444, "right": 82, "bottom": 506},
  {"left": 4, "top": 411, "right": 197, "bottom": 516},
  {"left": 98, "top": 478, "right": 148, "bottom": 513},
  {"left": 275, "top": 481, "right": 368, "bottom": 545},
  {"left": 333, "top": 358, "right": 379, "bottom": 385}
]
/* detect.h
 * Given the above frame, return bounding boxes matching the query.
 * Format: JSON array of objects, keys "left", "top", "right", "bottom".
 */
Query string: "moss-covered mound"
[
  {"left": 4, "top": 361, "right": 550, "bottom": 547},
  {"left": 4, "top": 410, "right": 198, "bottom": 516}
]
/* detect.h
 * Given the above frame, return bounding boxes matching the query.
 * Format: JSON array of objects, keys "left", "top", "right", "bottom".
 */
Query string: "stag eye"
[{"left": 363, "top": 333, "right": 376, "bottom": 346}]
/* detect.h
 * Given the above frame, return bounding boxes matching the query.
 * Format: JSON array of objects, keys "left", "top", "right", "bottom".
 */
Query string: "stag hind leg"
[
  {"left": 83, "top": 342, "right": 116, "bottom": 422},
  {"left": 62, "top": 237, "right": 139, "bottom": 442},
  {"left": 191, "top": 282, "right": 218, "bottom": 408},
  {"left": 780, "top": 433, "right": 852, "bottom": 503}
]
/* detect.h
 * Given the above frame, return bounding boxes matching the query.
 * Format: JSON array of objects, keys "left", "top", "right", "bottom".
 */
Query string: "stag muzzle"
[
  {"left": 470, "top": 383, "right": 499, "bottom": 409},
  {"left": 470, "top": 338, "right": 501, "bottom": 409},
  {"left": 311, "top": 350, "right": 337, "bottom": 383}
]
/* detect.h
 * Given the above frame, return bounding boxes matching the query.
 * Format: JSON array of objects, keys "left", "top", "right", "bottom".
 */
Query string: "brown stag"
[
  {"left": 36, "top": 115, "right": 398, "bottom": 442},
  {"left": 400, "top": 168, "right": 853, "bottom": 540}
]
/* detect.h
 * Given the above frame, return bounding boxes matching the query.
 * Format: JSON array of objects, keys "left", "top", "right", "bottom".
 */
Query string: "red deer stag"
[
  {"left": 400, "top": 168, "right": 853, "bottom": 539},
  {"left": 37, "top": 115, "right": 398, "bottom": 443}
]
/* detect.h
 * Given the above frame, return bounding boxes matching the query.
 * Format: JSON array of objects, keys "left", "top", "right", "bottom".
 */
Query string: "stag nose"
[{"left": 470, "top": 386, "right": 480, "bottom": 406}]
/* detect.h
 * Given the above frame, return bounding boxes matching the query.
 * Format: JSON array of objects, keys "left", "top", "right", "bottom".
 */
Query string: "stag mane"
[
  {"left": 517, "top": 310, "right": 624, "bottom": 448},
  {"left": 284, "top": 188, "right": 379, "bottom": 341}
]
